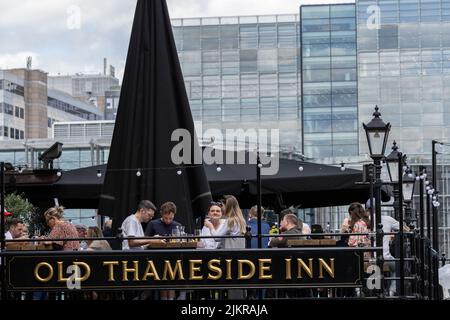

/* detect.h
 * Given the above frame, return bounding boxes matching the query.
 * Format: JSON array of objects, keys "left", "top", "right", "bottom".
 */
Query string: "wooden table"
[
  {"left": 146, "top": 241, "right": 199, "bottom": 249},
  {"left": 5, "top": 243, "right": 53, "bottom": 251},
  {"left": 287, "top": 239, "right": 337, "bottom": 247}
]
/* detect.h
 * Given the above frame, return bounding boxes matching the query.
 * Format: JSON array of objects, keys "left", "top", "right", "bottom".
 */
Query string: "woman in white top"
[
  {"left": 204, "top": 195, "right": 247, "bottom": 249},
  {"left": 204, "top": 195, "right": 247, "bottom": 299},
  {"left": 198, "top": 202, "right": 226, "bottom": 249}
]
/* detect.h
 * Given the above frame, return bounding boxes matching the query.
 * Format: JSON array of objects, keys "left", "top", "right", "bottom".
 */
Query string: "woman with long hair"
[
  {"left": 204, "top": 195, "right": 247, "bottom": 299},
  {"left": 86, "top": 226, "right": 112, "bottom": 251},
  {"left": 204, "top": 195, "right": 247, "bottom": 249},
  {"left": 342, "top": 202, "right": 371, "bottom": 248}
]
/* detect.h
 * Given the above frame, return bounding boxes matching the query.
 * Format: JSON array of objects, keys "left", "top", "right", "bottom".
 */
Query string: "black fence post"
[
  {"left": 1, "top": 162, "right": 6, "bottom": 301},
  {"left": 245, "top": 226, "right": 252, "bottom": 249}
]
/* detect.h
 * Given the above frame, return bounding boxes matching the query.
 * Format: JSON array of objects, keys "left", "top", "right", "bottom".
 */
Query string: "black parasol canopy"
[{"left": 97, "top": 0, "right": 212, "bottom": 231}]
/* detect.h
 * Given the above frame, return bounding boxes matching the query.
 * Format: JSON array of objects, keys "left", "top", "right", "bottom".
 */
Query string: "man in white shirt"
[
  {"left": 121, "top": 200, "right": 164, "bottom": 250},
  {"left": 5, "top": 218, "right": 24, "bottom": 240},
  {"left": 365, "top": 199, "right": 409, "bottom": 296}
]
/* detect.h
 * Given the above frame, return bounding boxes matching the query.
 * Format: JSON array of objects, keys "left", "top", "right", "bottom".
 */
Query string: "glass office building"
[
  {"left": 357, "top": 0, "right": 450, "bottom": 156},
  {"left": 172, "top": 15, "right": 303, "bottom": 152},
  {"left": 301, "top": 4, "right": 358, "bottom": 158}
]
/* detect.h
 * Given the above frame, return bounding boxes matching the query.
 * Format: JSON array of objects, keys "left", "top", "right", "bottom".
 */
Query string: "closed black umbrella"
[{"left": 98, "top": 0, "right": 212, "bottom": 232}]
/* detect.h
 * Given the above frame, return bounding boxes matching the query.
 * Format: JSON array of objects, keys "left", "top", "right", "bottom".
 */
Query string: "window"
[
  {"left": 20, "top": 131, "right": 24, "bottom": 140},
  {"left": 378, "top": 25, "right": 398, "bottom": 49},
  {"left": 15, "top": 106, "right": 20, "bottom": 117},
  {"left": 183, "top": 27, "right": 201, "bottom": 50},
  {"left": 48, "top": 118, "right": 53, "bottom": 128},
  {"left": 240, "top": 49, "right": 258, "bottom": 72},
  {"left": 20, "top": 108, "right": 24, "bottom": 119},
  {"left": 15, "top": 129, "right": 19, "bottom": 140},
  {"left": 302, "top": 6, "right": 330, "bottom": 19},
  {"left": 1, "top": 102, "right": 14, "bottom": 115},
  {"left": 3, "top": 126, "right": 8, "bottom": 137},
  {"left": 10, "top": 128, "right": 14, "bottom": 138}
]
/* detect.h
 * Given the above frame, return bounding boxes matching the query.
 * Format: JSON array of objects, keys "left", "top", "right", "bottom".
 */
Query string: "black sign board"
[{"left": 6, "top": 248, "right": 363, "bottom": 291}]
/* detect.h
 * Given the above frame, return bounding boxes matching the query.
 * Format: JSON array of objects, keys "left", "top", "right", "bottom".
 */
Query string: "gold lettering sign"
[
  {"left": 57, "top": 261, "right": 91, "bottom": 282},
  {"left": 297, "top": 258, "right": 313, "bottom": 279},
  {"left": 319, "top": 258, "right": 335, "bottom": 279},
  {"left": 285, "top": 258, "right": 292, "bottom": 280},
  {"left": 225, "top": 259, "right": 232, "bottom": 280},
  {"left": 73, "top": 262, "right": 91, "bottom": 282},
  {"left": 258, "top": 259, "right": 272, "bottom": 280},
  {"left": 207, "top": 259, "right": 222, "bottom": 280},
  {"left": 103, "top": 261, "right": 119, "bottom": 282},
  {"left": 34, "top": 262, "right": 54, "bottom": 283},
  {"left": 122, "top": 261, "right": 140, "bottom": 281},
  {"left": 189, "top": 260, "right": 203, "bottom": 280},
  {"left": 162, "top": 260, "right": 185, "bottom": 280},
  {"left": 237, "top": 260, "right": 256, "bottom": 280},
  {"left": 57, "top": 262, "right": 69, "bottom": 282},
  {"left": 142, "top": 260, "right": 160, "bottom": 281}
]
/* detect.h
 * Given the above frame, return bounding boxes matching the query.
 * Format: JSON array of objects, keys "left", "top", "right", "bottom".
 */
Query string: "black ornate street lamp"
[
  {"left": 403, "top": 168, "right": 416, "bottom": 227},
  {"left": 363, "top": 106, "right": 391, "bottom": 160},
  {"left": 385, "top": 141, "right": 407, "bottom": 220},
  {"left": 363, "top": 106, "right": 391, "bottom": 297}
]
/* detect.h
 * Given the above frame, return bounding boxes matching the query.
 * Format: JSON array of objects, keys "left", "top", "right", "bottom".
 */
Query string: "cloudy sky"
[{"left": 0, "top": 0, "right": 353, "bottom": 82}]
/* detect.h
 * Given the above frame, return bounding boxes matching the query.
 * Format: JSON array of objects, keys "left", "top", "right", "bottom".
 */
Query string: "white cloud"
[
  {"left": 0, "top": 52, "right": 40, "bottom": 70},
  {"left": 0, "top": 0, "right": 354, "bottom": 80}
]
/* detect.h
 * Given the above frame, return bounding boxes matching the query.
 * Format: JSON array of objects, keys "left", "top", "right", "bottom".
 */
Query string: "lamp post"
[
  {"left": 385, "top": 141, "right": 406, "bottom": 220},
  {"left": 363, "top": 106, "right": 391, "bottom": 296},
  {"left": 403, "top": 168, "right": 416, "bottom": 228}
]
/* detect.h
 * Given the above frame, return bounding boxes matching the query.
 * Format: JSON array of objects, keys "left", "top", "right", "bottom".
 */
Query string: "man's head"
[
  {"left": 280, "top": 213, "right": 298, "bottom": 232},
  {"left": 75, "top": 224, "right": 87, "bottom": 238},
  {"left": 8, "top": 219, "right": 24, "bottom": 239},
  {"left": 160, "top": 202, "right": 176, "bottom": 225},
  {"left": 136, "top": 200, "right": 157, "bottom": 223},
  {"left": 207, "top": 202, "right": 223, "bottom": 221}
]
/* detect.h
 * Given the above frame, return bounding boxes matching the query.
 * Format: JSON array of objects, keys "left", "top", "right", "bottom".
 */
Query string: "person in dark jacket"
[{"left": 269, "top": 213, "right": 301, "bottom": 248}]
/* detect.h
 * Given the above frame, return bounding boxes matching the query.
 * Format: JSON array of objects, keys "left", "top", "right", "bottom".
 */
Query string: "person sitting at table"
[
  {"left": 144, "top": 201, "right": 182, "bottom": 301},
  {"left": 5, "top": 218, "right": 24, "bottom": 240},
  {"left": 43, "top": 206, "right": 80, "bottom": 251},
  {"left": 145, "top": 201, "right": 182, "bottom": 237},
  {"left": 247, "top": 205, "right": 271, "bottom": 248},
  {"left": 121, "top": 200, "right": 163, "bottom": 250},
  {"left": 269, "top": 213, "right": 302, "bottom": 248},
  {"left": 204, "top": 195, "right": 247, "bottom": 300},
  {"left": 198, "top": 202, "right": 226, "bottom": 249},
  {"left": 86, "top": 226, "right": 112, "bottom": 251}
]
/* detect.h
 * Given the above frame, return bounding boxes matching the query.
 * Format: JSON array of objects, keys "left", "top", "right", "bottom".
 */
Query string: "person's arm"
[
  {"left": 125, "top": 220, "right": 163, "bottom": 248},
  {"left": 128, "top": 238, "right": 164, "bottom": 248},
  {"left": 269, "top": 235, "right": 286, "bottom": 248},
  {"left": 207, "top": 219, "right": 228, "bottom": 237},
  {"left": 199, "top": 227, "right": 218, "bottom": 249}
]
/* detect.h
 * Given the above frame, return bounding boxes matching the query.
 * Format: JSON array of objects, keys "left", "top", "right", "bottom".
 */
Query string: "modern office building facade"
[
  {"left": 48, "top": 73, "right": 120, "bottom": 118},
  {"left": 0, "top": 68, "right": 103, "bottom": 141},
  {"left": 301, "top": 4, "right": 358, "bottom": 158},
  {"left": 172, "top": 14, "right": 303, "bottom": 153}
]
